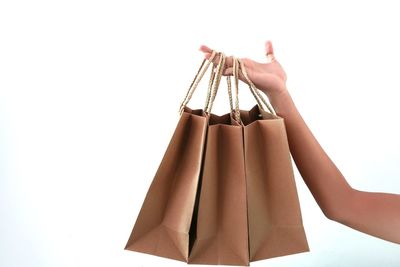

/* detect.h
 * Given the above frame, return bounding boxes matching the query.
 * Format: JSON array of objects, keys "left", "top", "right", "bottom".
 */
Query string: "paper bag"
[
  {"left": 188, "top": 113, "right": 250, "bottom": 266},
  {"left": 241, "top": 105, "right": 310, "bottom": 261},
  {"left": 124, "top": 52, "right": 221, "bottom": 262},
  {"left": 238, "top": 58, "right": 309, "bottom": 261},
  {"left": 124, "top": 107, "right": 209, "bottom": 261}
]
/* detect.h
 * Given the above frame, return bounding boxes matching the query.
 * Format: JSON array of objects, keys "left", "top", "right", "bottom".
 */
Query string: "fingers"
[
  {"left": 200, "top": 40, "right": 277, "bottom": 65},
  {"left": 199, "top": 45, "right": 230, "bottom": 64},
  {"left": 199, "top": 45, "right": 235, "bottom": 69},
  {"left": 199, "top": 45, "right": 213, "bottom": 60},
  {"left": 223, "top": 66, "right": 246, "bottom": 82},
  {"left": 199, "top": 45, "right": 212, "bottom": 53},
  {"left": 223, "top": 67, "right": 233, "bottom": 76},
  {"left": 198, "top": 45, "right": 255, "bottom": 81}
]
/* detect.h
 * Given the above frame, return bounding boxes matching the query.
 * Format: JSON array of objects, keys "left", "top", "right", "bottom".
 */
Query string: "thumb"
[
  {"left": 265, "top": 40, "right": 274, "bottom": 55},
  {"left": 265, "top": 40, "right": 276, "bottom": 62}
]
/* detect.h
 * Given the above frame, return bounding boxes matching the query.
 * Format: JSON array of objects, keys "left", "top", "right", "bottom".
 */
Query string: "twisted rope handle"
[
  {"left": 217, "top": 57, "right": 242, "bottom": 124},
  {"left": 232, "top": 57, "right": 241, "bottom": 123},
  {"left": 226, "top": 75, "right": 235, "bottom": 121},
  {"left": 205, "top": 52, "right": 226, "bottom": 113},
  {"left": 226, "top": 57, "right": 276, "bottom": 124},
  {"left": 179, "top": 51, "right": 276, "bottom": 120},
  {"left": 179, "top": 50, "right": 217, "bottom": 115},
  {"left": 224, "top": 60, "right": 244, "bottom": 124},
  {"left": 237, "top": 59, "right": 276, "bottom": 115}
]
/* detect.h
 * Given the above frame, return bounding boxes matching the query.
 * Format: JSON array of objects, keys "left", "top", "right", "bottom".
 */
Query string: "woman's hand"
[{"left": 199, "top": 41, "right": 288, "bottom": 101}]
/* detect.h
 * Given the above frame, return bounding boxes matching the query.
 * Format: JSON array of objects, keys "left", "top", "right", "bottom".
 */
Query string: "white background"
[{"left": 1, "top": 0, "right": 400, "bottom": 266}]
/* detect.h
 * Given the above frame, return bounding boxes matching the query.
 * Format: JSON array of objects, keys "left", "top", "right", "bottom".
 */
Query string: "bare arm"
[
  {"left": 200, "top": 41, "right": 400, "bottom": 244},
  {"left": 273, "top": 90, "right": 400, "bottom": 244}
]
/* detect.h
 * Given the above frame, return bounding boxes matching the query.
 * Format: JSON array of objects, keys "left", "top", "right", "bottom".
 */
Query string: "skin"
[{"left": 200, "top": 41, "right": 400, "bottom": 244}]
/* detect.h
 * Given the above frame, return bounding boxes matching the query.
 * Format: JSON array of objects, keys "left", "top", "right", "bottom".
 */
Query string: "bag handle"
[
  {"left": 178, "top": 51, "right": 275, "bottom": 119},
  {"left": 204, "top": 52, "right": 226, "bottom": 114},
  {"left": 204, "top": 53, "right": 241, "bottom": 122},
  {"left": 231, "top": 57, "right": 241, "bottom": 123},
  {"left": 206, "top": 54, "right": 241, "bottom": 123},
  {"left": 179, "top": 51, "right": 222, "bottom": 115},
  {"left": 228, "top": 57, "right": 276, "bottom": 123},
  {"left": 226, "top": 75, "right": 235, "bottom": 122},
  {"left": 238, "top": 59, "right": 275, "bottom": 115}
]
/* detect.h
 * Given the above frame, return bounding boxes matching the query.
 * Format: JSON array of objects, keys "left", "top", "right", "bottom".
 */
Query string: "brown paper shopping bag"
[
  {"left": 189, "top": 57, "right": 309, "bottom": 265},
  {"left": 124, "top": 51, "right": 225, "bottom": 262},
  {"left": 237, "top": 58, "right": 310, "bottom": 262},
  {"left": 188, "top": 57, "right": 250, "bottom": 266},
  {"left": 188, "top": 113, "right": 250, "bottom": 266}
]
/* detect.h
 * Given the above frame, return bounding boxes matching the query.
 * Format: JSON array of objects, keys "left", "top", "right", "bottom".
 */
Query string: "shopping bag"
[
  {"left": 188, "top": 112, "right": 250, "bottom": 266},
  {"left": 237, "top": 58, "right": 310, "bottom": 261},
  {"left": 188, "top": 57, "right": 250, "bottom": 266},
  {"left": 124, "top": 51, "right": 224, "bottom": 262},
  {"left": 189, "top": 57, "right": 309, "bottom": 265}
]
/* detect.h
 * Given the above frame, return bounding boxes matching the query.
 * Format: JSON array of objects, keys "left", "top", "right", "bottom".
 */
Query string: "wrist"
[{"left": 265, "top": 89, "right": 297, "bottom": 118}]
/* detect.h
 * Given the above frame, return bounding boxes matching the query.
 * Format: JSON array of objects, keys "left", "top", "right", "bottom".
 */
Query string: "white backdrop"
[{"left": 1, "top": 0, "right": 400, "bottom": 266}]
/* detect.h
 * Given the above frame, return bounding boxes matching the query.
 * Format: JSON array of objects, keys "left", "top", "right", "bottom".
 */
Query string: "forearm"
[
  {"left": 270, "top": 90, "right": 400, "bottom": 244},
  {"left": 271, "top": 91, "right": 353, "bottom": 219}
]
